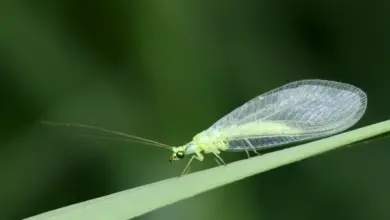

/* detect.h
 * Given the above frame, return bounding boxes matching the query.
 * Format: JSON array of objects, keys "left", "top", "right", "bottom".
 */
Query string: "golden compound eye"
[{"left": 176, "top": 151, "right": 185, "bottom": 159}]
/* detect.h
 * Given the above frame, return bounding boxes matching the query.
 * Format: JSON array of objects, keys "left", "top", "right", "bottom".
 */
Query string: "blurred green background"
[{"left": 1, "top": 1, "right": 390, "bottom": 219}]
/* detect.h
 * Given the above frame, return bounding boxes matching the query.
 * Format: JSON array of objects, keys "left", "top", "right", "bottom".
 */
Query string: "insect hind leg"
[
  {"left": 253, "top": 149, "right": 261, "bottom": 155},
  {"left": 244, "top": 149, "right": 251, "bottom": 158},
  {"left": 245, "top": 139, "right": 261, "bottom": 156}
]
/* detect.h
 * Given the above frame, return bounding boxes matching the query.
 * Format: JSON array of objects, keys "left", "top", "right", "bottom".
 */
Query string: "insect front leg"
[{"left": 180, "top": 152, "right": 204, "bottom": 177}]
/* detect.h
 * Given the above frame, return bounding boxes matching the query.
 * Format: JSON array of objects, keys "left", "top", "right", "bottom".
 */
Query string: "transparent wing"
[{"left": 206, "top": 79, "right": 367, "bottom": 151}]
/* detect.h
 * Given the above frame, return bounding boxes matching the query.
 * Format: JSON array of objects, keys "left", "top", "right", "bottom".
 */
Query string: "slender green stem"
[{"left": 24, "top": 120, "right": 390, "bottom": 220}]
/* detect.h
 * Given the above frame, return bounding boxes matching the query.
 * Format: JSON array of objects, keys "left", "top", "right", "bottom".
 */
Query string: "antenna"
[{"left": 40, "top": 121, "right": 172, "bottom": 150}]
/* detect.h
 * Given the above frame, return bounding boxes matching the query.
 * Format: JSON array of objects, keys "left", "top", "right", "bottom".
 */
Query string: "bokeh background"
[{"left": 1, "top": 1, "right": 390, "bottom": 220}]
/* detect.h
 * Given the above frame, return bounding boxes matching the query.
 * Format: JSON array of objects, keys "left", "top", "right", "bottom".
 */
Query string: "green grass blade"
[{"left": 24, "top": 120, "right": 390, "bottom": 220}]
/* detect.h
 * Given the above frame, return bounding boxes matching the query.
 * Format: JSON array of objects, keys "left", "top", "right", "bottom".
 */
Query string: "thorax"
[{"left": 184, "top": 130, "right": 228, "bottom": 154}]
